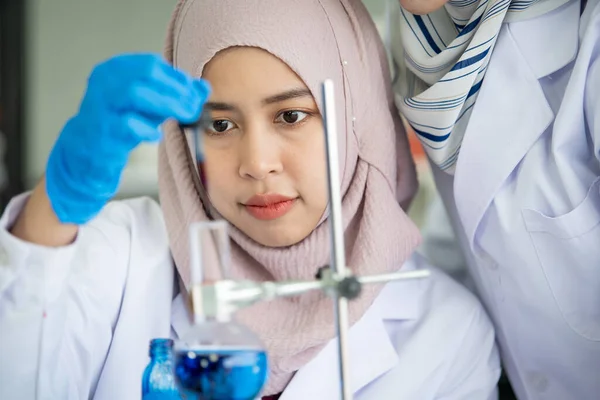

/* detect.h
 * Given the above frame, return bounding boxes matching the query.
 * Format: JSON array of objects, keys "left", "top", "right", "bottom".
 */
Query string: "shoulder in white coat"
[{"left": 0, "top": 194, "right": 174, "bottom": 400}]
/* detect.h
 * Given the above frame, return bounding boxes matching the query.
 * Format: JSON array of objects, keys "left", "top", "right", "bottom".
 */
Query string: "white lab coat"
[
  {"left": 0, "top": 194, "right": 499, "bottom": 400},
  {"left": 390, "top": 0, "right": 600, "bottom": 399}
]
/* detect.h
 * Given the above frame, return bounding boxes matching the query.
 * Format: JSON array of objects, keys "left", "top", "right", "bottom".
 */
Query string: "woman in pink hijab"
[{"left": 1, "top": 0, "right": 499, "bottom": 399}]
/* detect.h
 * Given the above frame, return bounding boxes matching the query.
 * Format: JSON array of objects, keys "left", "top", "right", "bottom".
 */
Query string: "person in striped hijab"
[{"left": 389, "top": 0, "right": 600, "bottom": 398}]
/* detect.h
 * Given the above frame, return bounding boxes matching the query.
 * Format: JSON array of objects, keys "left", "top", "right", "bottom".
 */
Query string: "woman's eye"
[
  {"left": 277, "top": 110, "right": 308, "bottom": 125},
  {"left": 208, "top": 120, "right": 234, "bottom": 134}
]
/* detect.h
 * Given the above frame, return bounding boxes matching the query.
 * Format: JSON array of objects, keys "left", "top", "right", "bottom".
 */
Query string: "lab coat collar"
[
  {"left": 170, "top": 261, "right": 423, "bottom": 399},
  {"left": 280, "top": 263, "right": 423, "bottom": 400},
  {"left": 373, "top": 258, "right": 424, "bottom": 322},
  {"left": 508, "top": 0, "right": 580, "bottom": 80},
  {"left": 580, "top": 0, "right": 600, "bottom": 37},
  {"left": 171, "top": 292, "right": 192, "bottom": 339},
  {"left": 453, "top": 0, "right": 581, "bottom": 253},
  {"left": 279, "top": 311, "right": 398, "bottom": 400}
]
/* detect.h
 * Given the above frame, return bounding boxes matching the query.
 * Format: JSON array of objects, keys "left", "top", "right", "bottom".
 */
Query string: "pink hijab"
[{"left": 158, "top": 0, "right": 421, "bottom": 395}]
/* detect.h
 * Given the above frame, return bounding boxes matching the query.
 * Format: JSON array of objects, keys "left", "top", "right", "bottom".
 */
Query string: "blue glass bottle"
[{"left": 142, "top": 338, "right": 181, "bottom": 400}]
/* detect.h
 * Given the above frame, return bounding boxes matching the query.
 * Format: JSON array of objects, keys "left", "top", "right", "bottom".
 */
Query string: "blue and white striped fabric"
[{"left": 397, "top": 0, "right": 568, "bottom": 172}]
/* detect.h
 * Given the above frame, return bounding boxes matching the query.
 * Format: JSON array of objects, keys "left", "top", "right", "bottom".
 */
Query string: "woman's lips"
[{"left": 243, "top": 194, "right": 297, "bottom": 221}]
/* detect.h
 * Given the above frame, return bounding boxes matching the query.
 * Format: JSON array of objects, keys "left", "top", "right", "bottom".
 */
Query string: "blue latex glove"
[{"left": 46, "top": 53, "right": 210, "bottom": 224}]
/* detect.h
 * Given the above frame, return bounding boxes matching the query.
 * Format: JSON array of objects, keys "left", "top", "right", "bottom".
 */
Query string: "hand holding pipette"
[
  {"left": 46, "top": 54, "right": 209, "bottom": 225},
  {"left": 11, "top": 54, "right": 210, "bottom": 249}
]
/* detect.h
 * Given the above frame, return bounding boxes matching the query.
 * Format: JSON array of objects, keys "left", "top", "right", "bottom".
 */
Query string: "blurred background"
[{"left": 0, "top": 0, "right": 514, "bottom": 397}]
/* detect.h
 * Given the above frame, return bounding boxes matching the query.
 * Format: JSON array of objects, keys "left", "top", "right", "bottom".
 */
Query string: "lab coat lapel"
[
  {"left": 509, "top": 0, "right": 580, "bottom": 80},
  {"left": 279, "top": 313, "right": 397, "bottom": 400},
  {"left": 280, "top": 275, "right": 423, "bottom": 400},
  {"left": 171, "top": 292, "right": 193, "bottom": 338},
  {"left": 453, "top": 1, "right": 580, "bottom": 252}
]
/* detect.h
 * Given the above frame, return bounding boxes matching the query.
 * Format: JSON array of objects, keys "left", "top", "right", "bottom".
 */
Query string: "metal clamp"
[{"left": 191, "top": 268, "right": 430, "bottom": 322}]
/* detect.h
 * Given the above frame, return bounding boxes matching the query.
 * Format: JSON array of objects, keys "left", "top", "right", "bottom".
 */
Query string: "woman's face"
[{"left": 200, "top": 47, "right": 328, "bottom": 247}]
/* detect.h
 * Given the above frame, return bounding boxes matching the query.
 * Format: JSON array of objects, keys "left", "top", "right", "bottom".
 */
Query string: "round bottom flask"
[{"left": 173, "top": 320, "right": 268, "bottom": 400}]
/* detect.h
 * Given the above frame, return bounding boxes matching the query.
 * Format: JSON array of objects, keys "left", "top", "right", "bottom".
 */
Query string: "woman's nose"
[{"left": 238, "top": 129, "right": 283, "bottom": 180}]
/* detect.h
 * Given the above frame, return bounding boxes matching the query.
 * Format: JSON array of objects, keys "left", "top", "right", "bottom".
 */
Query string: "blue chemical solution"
[
  {"left": 174, "top": 347, "right": 268, "bottom": 400},
  {"left": 142, "top": 339, "right": 181, "bottom": 400}
]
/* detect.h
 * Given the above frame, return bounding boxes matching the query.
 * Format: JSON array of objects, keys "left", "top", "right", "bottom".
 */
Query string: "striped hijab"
[{"left": 394, "top": 0, "right": 569, "bottom": 172}]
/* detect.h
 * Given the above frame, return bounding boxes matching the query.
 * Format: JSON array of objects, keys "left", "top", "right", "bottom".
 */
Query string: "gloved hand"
[{"left": 46, "top": 53, "right": 210, "bottom": 225}]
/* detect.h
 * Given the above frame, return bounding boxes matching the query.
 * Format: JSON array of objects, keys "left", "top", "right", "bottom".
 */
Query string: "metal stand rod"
[{"left": 322, "top": 79, "right": 353, "bottom": 400}]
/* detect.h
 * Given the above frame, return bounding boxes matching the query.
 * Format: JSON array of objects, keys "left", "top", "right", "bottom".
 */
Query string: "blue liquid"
[
  {"left": 174, "top": 348, "right": 268, "bottom": 400},
  {"left": 143, "top": 393, "right": 181, "bottom": 400}
]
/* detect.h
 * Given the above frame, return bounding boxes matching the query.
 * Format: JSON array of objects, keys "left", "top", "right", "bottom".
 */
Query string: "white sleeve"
[
  {"left": 0, "top": 193, "right": 132, "bottom": 400},
  {"left": 435, "top": 298, "right": 501, "bottom": 400}
]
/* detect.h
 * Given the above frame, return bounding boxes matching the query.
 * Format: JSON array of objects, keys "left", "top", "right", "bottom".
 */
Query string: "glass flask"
[
  {"left": 173, "top": 321, "right": 268, "bottom": 400},
  {"left": 172, "top": 221, "right": 269, "bottom": 400}
]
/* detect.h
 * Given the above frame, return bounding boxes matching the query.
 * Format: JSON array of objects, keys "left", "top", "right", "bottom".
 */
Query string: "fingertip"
[
  {"left": 179, "top": 108, "right": 203, "bottom": 125},
  {"left": 178, "top": 80, "right": 210, "bottom": 124},
  {"left": 145, "top": 128, "right": 163, "bottom": 143}
]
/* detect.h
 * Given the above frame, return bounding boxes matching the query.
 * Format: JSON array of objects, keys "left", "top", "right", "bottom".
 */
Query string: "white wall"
[{"left": 24, "top": 0, "right": 387, "bottom": 197}]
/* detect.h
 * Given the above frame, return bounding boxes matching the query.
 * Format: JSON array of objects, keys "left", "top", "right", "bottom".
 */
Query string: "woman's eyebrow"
[
  {"left": 262, "top": 88, "right": 312, "bottom": 105},
  {"left": 205, "top": 102, "right": 236, "bottom": 112},
  {"left": 204, "top": 88, "right": 312, "bottom": 111}
]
